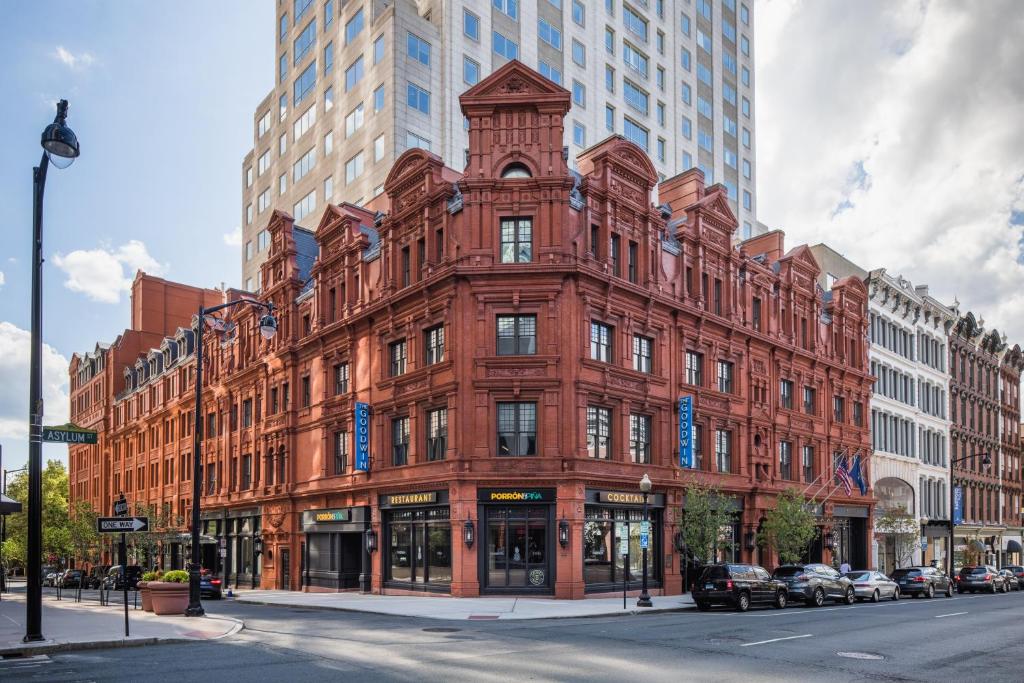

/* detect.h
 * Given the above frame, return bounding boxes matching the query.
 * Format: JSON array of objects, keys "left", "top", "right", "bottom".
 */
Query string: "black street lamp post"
[
  {"left": 185, "top": 300, "right": 277, "bottom": 617},
  {"left": 637, "top": 473, "right": 653, "bottom": 608},
  {"left": 948, "top": 452, "right": 991, "bottom": 578},
  {"left": 26, "top": 100, "right": 80, "bottom": 642}
]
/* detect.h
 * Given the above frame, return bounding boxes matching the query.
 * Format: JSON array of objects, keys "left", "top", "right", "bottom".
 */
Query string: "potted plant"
[
  {"left": 138, "top": 571, "right": 161, "bottom": 612},
  {"left": 148, "top": 569, "right": 190, "bottom": 615}
]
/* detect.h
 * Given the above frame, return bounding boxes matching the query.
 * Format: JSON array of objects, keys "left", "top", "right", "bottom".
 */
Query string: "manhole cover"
[
  {"left": 836, "top": 652, "right": 884, "bottom": 661},
  {"left": 422, "top": 627, "right": 462, "bottom": 633}
]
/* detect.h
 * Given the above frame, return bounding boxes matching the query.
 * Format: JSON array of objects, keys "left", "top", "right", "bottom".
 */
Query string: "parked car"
[
  {"left": 1003, "top": 565, "right": 1024, "bottom": 586},
  {"left": 890, "top": 566, "right": 954, "bottom": 598},
  {"left": 998, "top": 569, "right": 1020, "bottom": 592},
  {"left": 60, "top": 569, "right": 84, "bottom": 588},
  {"left": 40, "top": 565, "right": 56, "bottom": 584},
  {"left": 103, "top": 565, "right": 143, "bottom": 591},
  {"left": 693, "top": 563, "right": 788, "bottom": 612},
  {"left": 199, "top": 570, "right": 223, "bottom": 600},
  {"left": 87, "top": 565, "right": 111, "bottom": 589},
  {"left": 773, "top": 563, "right": 855, "bottom": 607},
  {"left": 843, "top": 570, "right": 900, "bottom": 602},
  {"left": 957, "top": 566, "right": 1005, "bottom": 594},
  {"left": 43, "top": 571, "right": 59, "bottom": 587}
]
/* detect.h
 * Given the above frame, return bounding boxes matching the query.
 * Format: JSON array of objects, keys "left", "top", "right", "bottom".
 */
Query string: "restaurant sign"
[
  {"left": 382, "top": 492, "right": 438, "bottom": 506},
  {"left": 478, "top": 488, "right": 556, "bottom": 502}
]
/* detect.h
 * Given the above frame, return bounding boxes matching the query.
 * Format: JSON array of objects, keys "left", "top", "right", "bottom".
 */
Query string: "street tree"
[
  {"left": 876, "top": 505, "right": 918, "bottom": 569},
  {"left": 678, "top": 480, "right": 735, "bottom": 564},
  {"left": 1, "top": 460, "right": 73, "bottom": 569},
  {"left": 758, "top": 488, "right": 818, "bottom": 565},
  {"left": 68, "top": 500, "right": 101, "bottom": 565},
  {"left": 127, "top": 501, "right": 183, "bottom": 568}
]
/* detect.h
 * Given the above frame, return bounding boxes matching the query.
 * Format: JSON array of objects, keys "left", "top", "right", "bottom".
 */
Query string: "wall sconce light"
[
  {"left": 463, "top": 517, "right": 475, "bottom": 548},
  {"left": 744, "top": 531, "right": 756, "bottom": 551},
  {"left": 824, "top": 530, "right": 836, "bottom": 550},
  {"left": 674, "top": 532, "right": 686, "bottom": 554},
  {"left": 365, "top": 528, "right": 377, "bottom": 553},
  {"left": 558, "top": 518, "right": 569, "bottom": 548},
  {"left": 253, "top": 534, "right": 264, "bottom": 556}
]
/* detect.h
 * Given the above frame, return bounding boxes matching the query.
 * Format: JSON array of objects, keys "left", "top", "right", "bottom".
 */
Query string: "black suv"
[
  {"left": 773, "top": 563, "right": 855, "bottom": 607},
  {"left": 693, "top": 563, "right": 788, "bottom": 612},
  {"left": 103, "top": 565, "right": 143, "bottom": 591},
  {"left": 891, "top": 566, "right": 954, "bottom": 598}
]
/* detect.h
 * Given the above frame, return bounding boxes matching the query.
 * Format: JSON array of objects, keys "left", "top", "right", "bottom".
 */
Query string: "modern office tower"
[{"left": 240, "top": 0, "right": 759, "bottom": 288}]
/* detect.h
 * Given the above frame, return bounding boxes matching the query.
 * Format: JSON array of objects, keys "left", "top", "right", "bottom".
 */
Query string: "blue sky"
[{"left": 0, "top": 2, "right": 272, "bottom": 472}]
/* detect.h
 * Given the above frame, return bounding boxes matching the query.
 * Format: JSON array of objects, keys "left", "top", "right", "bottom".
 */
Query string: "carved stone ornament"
[
  {"left": 265, "top": 502, "right": 286, "bottom": 529},
  {"left": 498, "top": 77, "right": 530, "bottom": 94}
]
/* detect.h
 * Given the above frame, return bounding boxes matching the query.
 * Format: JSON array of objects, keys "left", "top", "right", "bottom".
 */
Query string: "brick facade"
[{"left": 70, "top": 62, "right": 875, "bottom": 597}]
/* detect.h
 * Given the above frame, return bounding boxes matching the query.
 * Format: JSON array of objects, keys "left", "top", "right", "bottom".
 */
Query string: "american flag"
[{"left": 835, "top": 457, "right": 853, "bottom": 496}]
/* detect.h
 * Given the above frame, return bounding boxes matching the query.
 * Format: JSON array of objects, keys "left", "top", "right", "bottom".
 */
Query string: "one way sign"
[{"left": 97, "top": 517, "right": 149, "bottom": 533}]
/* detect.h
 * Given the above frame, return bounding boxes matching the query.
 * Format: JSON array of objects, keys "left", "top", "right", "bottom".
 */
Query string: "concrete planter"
[
  {"left": 137, "top": 581, "right": 153, "bottom": 612},
  {"left": 149, "top": 581, "right": 189, "bottom": 615}
]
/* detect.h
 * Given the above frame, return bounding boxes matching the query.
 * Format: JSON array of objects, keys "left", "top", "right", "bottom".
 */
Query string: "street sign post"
[
  {"left": 41, "top": 423, "right": 98, "bottom": 445},
  {"left": 113, "top": 494, "right": 128, "bottom": 518},
  {"left": 100, "top": 499, "right": 149, "bottom": 639}
]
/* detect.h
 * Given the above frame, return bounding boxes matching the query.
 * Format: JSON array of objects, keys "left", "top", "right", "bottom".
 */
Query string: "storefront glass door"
[{"left": 485, "top": 506, "right": 550, "bottom": 590}]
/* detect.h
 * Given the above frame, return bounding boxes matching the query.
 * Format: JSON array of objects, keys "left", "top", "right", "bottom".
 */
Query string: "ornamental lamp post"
[
  {"left": 186, "top": 300, "right": 277, "bottom": 617},
  {"left": 637, "top": 473, "right": 653, "bottom": 608},
  {"left": 26, "top": 100, "right": 80, "bottom": 642},
  {"left": 948, "top": 452, "right": 991, "bottom": 578}
]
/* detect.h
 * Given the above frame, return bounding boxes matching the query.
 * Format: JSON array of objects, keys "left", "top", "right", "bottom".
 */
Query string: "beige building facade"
[{"left": 241, "top": 0, "right": 760, "bottom": 288}]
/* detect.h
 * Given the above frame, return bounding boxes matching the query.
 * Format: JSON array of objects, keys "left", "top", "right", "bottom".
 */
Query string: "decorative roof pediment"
[
  {"left": 779, "top": 244, "right": 821, "bottom": 276},
  {"left": 691, "top": 186, "right": 738, "bottom": 229},
  {"left": 460, "top": 59, "right": 570, "bottom": 102}
]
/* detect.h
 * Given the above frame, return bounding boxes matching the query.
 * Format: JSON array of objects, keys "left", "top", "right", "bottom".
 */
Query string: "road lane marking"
[
  {"left": 740, "top": 634, "right": 813, "bottom": 647},
  {"left": 934, "top": 611, "right": 968, "bottom": 618}
]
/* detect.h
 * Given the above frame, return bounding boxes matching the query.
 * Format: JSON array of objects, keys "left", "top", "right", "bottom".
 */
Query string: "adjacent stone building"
[{"left": 72, "top": 62, "right": 873, "bottom": 598}]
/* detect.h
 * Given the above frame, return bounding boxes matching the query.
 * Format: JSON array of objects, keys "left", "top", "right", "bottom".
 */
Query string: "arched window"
[{"left": 501, "top": 163, "right": 531, "bottom": 178}]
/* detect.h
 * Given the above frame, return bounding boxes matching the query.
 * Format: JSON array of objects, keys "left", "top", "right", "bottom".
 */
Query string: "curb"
[
  {"left": 0, "top": 616, "right": 244, "bottom": 658},
  {"left": 232, "top": 596, "right": 696, "bottom": 621}
]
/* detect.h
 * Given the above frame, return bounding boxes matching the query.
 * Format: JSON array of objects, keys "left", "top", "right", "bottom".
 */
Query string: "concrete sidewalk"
[
  {"left": 0, "top": 592, "right": 242, "bottom": 657},
  {"left": 233, "top": 590, "right": 695, "bottom": 620}
]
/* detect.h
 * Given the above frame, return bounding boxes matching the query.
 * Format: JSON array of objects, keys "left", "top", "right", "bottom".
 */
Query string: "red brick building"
[{"left": 70, "top": 62, "right": 875, "bottom": 598}]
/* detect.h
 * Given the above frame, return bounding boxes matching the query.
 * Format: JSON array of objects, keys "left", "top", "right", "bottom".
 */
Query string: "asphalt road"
[{"left": 2, "top": 588, "right": 1022, "bottom": 682}]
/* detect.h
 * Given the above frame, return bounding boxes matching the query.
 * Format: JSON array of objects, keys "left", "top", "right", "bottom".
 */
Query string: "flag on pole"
[
  {"left": 849, "top": 454, "right": 868, "bottom": 496},
  {"left": 835, "top": 456, "right": 853, "bottom": 496}
]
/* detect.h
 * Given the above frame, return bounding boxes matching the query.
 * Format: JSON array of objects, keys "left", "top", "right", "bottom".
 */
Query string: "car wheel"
[
  {"left": 696, "top": 600, "right": 710, "bottom": 612},
  {"left": 925, "top": 584, "right": 934, "bottom": 599},
  {"left": 736, "top": 591, "right": 750, "bottom": 612},
  {"left": 892, "top": 588, "right": 900, "bottom": 601},
  {"left": 969, "top": 589, "right": 976, "bottom": 594},
  {"left": 811, "top": 587, "right": 825, "bottom": 607},
  {"left": 946, "top": 583, "right": 954, "bottom": 598},
  {"left": 774, "top": 591, "right": 787, "bottom": 609},
  {"left": 871, "top": 589, "right": 880, "bottom": 603},
  {"left": 844, "top": 587, "right": 856, "bottom": 605},
  {"left": 990, "top": 585, "right": 997, "bottom": 594}
]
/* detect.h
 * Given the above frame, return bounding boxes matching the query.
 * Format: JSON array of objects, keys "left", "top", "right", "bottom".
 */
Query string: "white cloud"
[
  {"left": 0, "top": 270, "right": 5, "bottom": 288},
  {"left": 0, "top": 321, "right": 69, "bottom": 442},
  {"left": 52, "top": 240, "right": 167, "bottom": 304},
  {"left": 54, "top": 45, "right": 95, "bottom": 70},
  {"left": 756, "top": 0, "right": 1024, "bottom": 342},
  {"left": 223, "top": 226, "right": 242, "bottom": 247}
]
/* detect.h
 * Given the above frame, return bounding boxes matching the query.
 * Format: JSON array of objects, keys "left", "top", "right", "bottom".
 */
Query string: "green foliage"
[
  {"left": 758, "top": 488, "right": 819, "bottom": 565},
  {"left": 1, "top": 460, "right": 76, "bottom": 569},
  {"left": 126, "top": 501, "right": 184, "bottom": 567},
  {"left": 141, "top": 571, "right": 161, "bottom": 582},
  {"left": 876, "top": 505, "right": 919, "bottom": 569},
  {"left": 678, "top": 480, "right": 736, "bottom": 564},
  {"left": 159, "top": 569, "right": 190, "bottom": 583}
]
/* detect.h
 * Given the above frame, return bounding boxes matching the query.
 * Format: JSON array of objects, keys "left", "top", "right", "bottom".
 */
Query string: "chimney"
[
  {"left": 658, "top": 168, "right": 705, "bottom": 224},
  {"left": 742, "top": 230, "right": 786, "bottom": 264}
]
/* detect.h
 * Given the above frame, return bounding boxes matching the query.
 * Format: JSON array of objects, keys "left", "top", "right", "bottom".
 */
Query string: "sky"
[{"left": 0, "top": 0, "right": 1022, "bottom": 475}]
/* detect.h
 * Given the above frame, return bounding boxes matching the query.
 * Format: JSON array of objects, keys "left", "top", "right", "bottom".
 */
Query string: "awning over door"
[{"left": 1006, "top": 540, "right": 1022, "bottom": 553}]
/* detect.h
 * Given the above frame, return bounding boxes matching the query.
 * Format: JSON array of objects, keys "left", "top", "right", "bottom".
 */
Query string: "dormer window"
[{"left": 501, "top": 163, "right": 531, "bottom": 179}]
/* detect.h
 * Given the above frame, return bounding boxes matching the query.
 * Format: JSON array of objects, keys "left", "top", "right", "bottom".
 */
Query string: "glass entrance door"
[{"left": 484, "top": 506, "right": 550, "bottom": 590}]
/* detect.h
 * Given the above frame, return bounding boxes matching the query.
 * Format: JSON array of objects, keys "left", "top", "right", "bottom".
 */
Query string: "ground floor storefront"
[
  {"left": 210, "top": 480, "right": 872, "bottom": 599},
  {"left": 952, "top": 525, "right": 1019, "bottom": 569}
]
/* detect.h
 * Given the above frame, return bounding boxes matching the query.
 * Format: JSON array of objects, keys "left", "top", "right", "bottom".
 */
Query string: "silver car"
[{"left": 844, "top": 570, "right": 899, "bottom": 602}]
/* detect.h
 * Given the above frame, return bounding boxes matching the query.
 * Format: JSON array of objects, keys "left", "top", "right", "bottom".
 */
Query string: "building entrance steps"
[{"left": 232, "top": 590, "right": 695, "bottom": 620}]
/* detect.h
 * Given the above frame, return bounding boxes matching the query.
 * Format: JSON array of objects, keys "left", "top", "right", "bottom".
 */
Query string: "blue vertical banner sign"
[
  {"left": 679, "top": 396, "right": 693, "bottom": 468},
  {"left": 953, "top": 486, "right": 963, "bottom": 525},
  {"left": 355, "top": 401, "right": 371, "bottom": 471}
]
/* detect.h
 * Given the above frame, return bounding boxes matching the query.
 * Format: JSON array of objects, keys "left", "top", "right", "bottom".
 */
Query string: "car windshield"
[
  {"left": 773, "top": 566, "right": 804, "bottom": 577},
  {"left": 845, "top": 572, "right": 871, "bottom": 581}
]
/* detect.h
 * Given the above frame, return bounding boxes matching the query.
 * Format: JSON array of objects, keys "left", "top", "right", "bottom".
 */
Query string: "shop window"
[
  {"left": 583, "top": 506, "right": 662, "bottom": 588},
  {"left": 497, "top": 402, "right": 537, "bottom": 456},
  {"left": 387, "top": 506, "right": 452, "bottom": 587}
]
